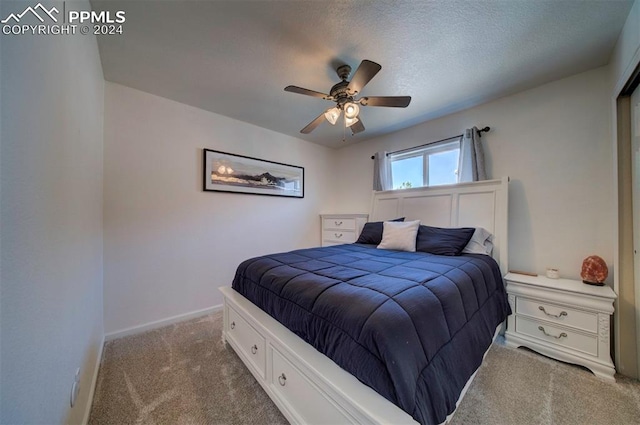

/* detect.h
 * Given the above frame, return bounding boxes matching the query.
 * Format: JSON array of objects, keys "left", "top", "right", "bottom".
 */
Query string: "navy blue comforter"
[{"left": 232, "top": 244, "right": 511, "bottom": 424}]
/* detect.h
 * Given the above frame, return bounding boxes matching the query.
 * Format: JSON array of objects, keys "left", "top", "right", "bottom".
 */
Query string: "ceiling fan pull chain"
[{"left": 343, "top": 114, "right": 346, "bottom": 142}]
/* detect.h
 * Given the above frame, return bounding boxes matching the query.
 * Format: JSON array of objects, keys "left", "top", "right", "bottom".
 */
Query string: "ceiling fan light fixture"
[
  {"left": 344, "top": 102, "right": 360, "bottom": 119},
  {"left": 324, "top": 107, "right": 341, "bottom": 125},
  {"left": 345, "top": 116, "right": 359, "bottom": 128}
]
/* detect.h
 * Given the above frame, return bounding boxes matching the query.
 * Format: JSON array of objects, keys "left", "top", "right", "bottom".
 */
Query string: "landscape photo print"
[{"left": 203, "top": 149, "right": 304, "bottom": 198}]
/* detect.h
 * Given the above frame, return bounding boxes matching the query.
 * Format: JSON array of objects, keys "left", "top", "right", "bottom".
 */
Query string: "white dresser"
[
  {"left": 320, "top": 214, "right": 368, "bottom": 247},
  {"left": 504, "top": 272, "right": 617, "bottom": 381}
]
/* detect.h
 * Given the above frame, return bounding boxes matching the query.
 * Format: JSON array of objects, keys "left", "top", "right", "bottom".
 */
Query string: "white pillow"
[
  {"left": 377, "top": 220, "right": 421, "bottom": 252},
  {"left": 462, "top": 227, "right": 494, "bottom": 255}
]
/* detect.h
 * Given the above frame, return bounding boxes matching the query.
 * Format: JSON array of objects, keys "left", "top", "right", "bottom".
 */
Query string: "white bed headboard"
[{"left": 370, "top": 177, "right": 509, "bottom": 274}]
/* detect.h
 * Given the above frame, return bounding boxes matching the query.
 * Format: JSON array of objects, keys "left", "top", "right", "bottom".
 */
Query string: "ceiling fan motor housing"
[{"left": 329, "top": 81, "right": 352, "bottom": 106}]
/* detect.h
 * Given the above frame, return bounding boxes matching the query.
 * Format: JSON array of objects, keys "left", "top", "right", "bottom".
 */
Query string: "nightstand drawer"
[
  {"left": 322, "top": 218, "right": 357, "bottom": 231},
  {"left": 515, "top": 316, "right": 598, "bottom": 357},
  {"left": 516, "top": 297, "right": 597, "bottom": 333},
  {"left": 322, "top": 230, "right": 356, "bottom": 243}
]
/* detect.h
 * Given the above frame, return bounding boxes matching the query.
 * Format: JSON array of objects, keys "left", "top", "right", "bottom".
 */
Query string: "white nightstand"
[
  {"left": 504, "top": 272, "right": 617, "bottom": 381},
  {"left": 320, "top": 214, "right": 368, "bottom": 247}
]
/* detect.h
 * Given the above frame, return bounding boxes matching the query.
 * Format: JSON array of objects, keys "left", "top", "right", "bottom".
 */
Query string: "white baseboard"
[
  {"left": 104, "top": 305, "right": 223, "bottom": 341},
  {"left": 82, "top": 335, "right": 105, "bottom": 425}
]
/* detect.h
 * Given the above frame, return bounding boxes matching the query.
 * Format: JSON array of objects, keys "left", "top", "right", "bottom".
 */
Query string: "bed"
[{"left": 220, "top": 177, "right": 510, "bottom": 425}]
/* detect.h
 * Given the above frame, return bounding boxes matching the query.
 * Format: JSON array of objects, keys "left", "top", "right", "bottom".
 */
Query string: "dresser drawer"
[
  {"left": 516, "top": 297, "right": 597, "bottom": 333},
  {"left": 227, "top": 306, "right": 266, "bottom": 378},
  {"left": 322, "top": 217, "right": 357, "bottom": 231},
  {"left": 322, "top": 230, "right": 356, "bottom": 244},
  {"left": 515, "top": 316, "right": 598, "bottom": 357},
  {"left": 270, "top": 346, "right": 351, "bottom": 424}
]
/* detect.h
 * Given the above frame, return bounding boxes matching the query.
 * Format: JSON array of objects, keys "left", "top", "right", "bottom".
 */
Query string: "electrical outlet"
[{"left": 70, "top": 368, "right": 81, "bottom": 407}]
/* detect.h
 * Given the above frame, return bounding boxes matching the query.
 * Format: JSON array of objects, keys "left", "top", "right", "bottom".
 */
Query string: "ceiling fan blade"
[
  {"left": 360, "top": 96, "right": 412, "bottom": 108},
  {"left": 300, "top": 111, "right": 327, "bottom": 134},
  {"left": 347, "top": 60, "right": 381, "bottom": 95},
  {"left": 350, "top": 118, "right": 365, "bottom": 135},
  {"left": 284, "top": 85, "right": 332, "bottom": 100}
]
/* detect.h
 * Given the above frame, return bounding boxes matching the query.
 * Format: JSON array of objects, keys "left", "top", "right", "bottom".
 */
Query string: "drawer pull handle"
[
  {"left": 251, "top": 344, "right": 258, "bottom": 354},
  {"left": 230, "top": 321, "right": 235, "bottom": 329},
  {"left": 335, "top": 233, "right": 343, "bottom": 238},
  {"left": 538, "top": 326, "right": 567, "bottom": 339},
  {"left": 334, "top": 221, "right": 343, "bottom": 226},
  {"left": 538, "top": 306, "right": 568, "bottom": 318},
  {"left": 278, "top": 373, "right": 287, "bottom": 386}
]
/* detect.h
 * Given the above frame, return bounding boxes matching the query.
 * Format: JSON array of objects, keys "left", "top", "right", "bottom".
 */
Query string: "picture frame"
[{"left": 203, "top": 149, "right": 304, "bottom": 198}]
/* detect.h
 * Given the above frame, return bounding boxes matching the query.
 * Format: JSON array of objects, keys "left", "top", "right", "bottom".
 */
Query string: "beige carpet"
[
  {"left": 450, "top": 342, "right": 640, "bottom": 425},
  {"left": 90, "top": 311, "right": 640, "bottom": 425},
  {"left": 89, "top": 312, "right": 287, "bottom": 425}
]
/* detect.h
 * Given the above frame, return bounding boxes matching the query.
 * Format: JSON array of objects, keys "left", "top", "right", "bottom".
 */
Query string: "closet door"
[{"left": 631, "top": 88, "right": 640, "bottom": 376}]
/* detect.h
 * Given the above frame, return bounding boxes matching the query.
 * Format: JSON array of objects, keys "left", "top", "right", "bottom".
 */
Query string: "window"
[{"left": 390, "top": 137, "right": 461, "bottom": 189}]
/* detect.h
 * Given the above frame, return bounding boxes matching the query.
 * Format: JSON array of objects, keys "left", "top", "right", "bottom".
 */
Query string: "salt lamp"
[{"left": 581, "top": 255, "right": 608, "bottom": 286}]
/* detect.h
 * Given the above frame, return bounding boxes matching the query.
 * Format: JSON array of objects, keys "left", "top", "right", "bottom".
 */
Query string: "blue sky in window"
[
  {"left": 391, "top": 149, "right": 459, "bottom": 189},
  {"left": 429, "top": 150, "right": 459, "bottom": 186},
  {"left": 391, "top": 156, "right": 422, "bottom": 189}
]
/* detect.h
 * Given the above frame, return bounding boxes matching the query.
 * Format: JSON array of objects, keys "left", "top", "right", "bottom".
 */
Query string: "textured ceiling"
[{"left": 93, "top": 0, "right": 633, "bottom": 148}]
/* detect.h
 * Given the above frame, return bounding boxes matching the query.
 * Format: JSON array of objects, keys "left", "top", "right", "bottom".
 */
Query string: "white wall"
[
  {"left": 0, "top": 1, "right": 105, "bottom": 423},
  {"left": 334, "top": 67, "right": 612, "bottom": 282},
  {"left": 103, "top": 83, "right": 336, "bottom": 334}
]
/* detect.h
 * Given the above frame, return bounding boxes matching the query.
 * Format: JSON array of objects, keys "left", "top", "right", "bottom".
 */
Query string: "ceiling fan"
[{"left": 284, "top": 60, "right": 412, "bottom": 135}]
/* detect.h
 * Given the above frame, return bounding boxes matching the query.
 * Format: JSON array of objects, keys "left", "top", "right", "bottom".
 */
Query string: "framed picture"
[{"left": 203, "top": 149, "right": 304, "bottom": 198}]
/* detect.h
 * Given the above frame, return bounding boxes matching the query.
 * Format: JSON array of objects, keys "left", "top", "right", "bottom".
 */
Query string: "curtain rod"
[{"left": 370, "top": 126, "right": 490, "bottom": 159}]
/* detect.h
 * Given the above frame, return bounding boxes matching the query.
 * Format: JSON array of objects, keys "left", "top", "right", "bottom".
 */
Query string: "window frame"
[{"left": 389, "top": 136, "right": 461, "bottom": 189}]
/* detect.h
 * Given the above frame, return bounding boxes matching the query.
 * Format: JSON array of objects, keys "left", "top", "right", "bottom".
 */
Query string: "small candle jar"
[{"left": 546, "top": 268, "right": 560, "bottom": 279}]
